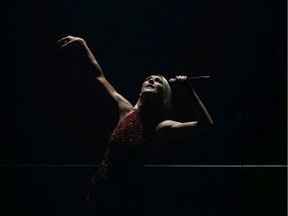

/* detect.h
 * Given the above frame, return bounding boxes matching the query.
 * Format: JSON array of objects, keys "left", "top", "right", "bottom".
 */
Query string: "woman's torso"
[{"left": 88, "top": 108, "right": 159, "bottom": 215}]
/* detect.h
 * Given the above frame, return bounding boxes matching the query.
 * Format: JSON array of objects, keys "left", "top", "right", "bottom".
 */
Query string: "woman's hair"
[
  {"left": 158, "top": 75, "right": 172, "bottom": 119},
  {"left": 135, "top": 75, "right": 172, "bottom": 120}
]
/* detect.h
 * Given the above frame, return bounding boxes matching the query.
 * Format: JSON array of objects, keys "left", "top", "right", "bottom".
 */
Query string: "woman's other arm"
[{"left": 154, "top": 76, "right": 213, "bottom": 144}]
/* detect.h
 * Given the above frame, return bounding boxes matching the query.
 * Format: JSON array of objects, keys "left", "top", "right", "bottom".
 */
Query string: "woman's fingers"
[
  {"left": 175, "top": 75, "right": 188, "bottom": 81},
  {"left": 57, "top": 35, "right": 83, "bottom": 48},
  {"left": 57, "top": 35, "right": 76, "bottom": 45},
  {"left": 57, "top": 38, "right": 69, "bottom": 49},
  {"left": 56, "top": 37, "right": 66, "bottom": 44},
  {"left": 57, "top": 36, "right": 85, "bottom": 51},
  {"left": 57, "top": 36, "right": 71, "bottom": 45}
]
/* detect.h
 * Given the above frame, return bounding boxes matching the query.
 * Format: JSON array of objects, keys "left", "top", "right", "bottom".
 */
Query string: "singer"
[{"left": 57, "top": 35, "right": 213, "bottom": 216}]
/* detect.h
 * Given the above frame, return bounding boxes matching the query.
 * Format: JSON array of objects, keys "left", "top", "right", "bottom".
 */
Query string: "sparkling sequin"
[
  {"left": 88, "top": 109, "right": 159, "bottom": 215},
  {"left": 91, "top": 109, "right": 147, "bottom": 183}
]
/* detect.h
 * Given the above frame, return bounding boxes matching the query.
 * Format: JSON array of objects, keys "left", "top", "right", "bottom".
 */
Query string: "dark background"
[
  {"left": 1, "top": 0, "right": 286, "bottom": 165},
  {"left": 0, "top": 0, "right": 286, "bottom": 215}
]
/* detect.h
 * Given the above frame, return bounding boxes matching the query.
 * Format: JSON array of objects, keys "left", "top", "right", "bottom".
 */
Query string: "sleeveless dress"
[{"left": 87, "top": 108, "right": 156, "bottom": 216}]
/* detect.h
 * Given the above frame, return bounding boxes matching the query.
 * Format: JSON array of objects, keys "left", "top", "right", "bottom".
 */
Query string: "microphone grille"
[{"left": 168, "top": 78, "right": 176, "bottom": 83}]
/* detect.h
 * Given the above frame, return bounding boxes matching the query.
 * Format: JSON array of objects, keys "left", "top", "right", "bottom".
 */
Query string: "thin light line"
[
  {"left": 0, "top": 164, "right": 287, "bottom": 168},
  {"left": 146, "top": 165, "right": 244, "bottom": 168},
  {"left": 0, "top": 164, "right": 99, "bottom": 167},
  {"left": 145, "top": 165, "right": 288, "bottom": 168},
  {"left": 242, "top": 165, "right": 288, "bottom": 168}
]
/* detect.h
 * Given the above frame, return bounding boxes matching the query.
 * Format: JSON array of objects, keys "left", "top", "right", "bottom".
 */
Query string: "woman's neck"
[
  {"left": 136, "top": 103, "right": 161, "bottom": 123},
  {"left": 134, "top": 101, "right": 157, "bottom": 113}
]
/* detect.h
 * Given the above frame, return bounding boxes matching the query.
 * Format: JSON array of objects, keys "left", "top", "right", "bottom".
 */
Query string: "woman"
[{"left": 57, "top": 36, "right": 213, "bottom": 216}]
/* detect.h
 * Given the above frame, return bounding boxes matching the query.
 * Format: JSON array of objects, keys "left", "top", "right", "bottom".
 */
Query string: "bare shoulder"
[
  {"left": 114, "top": 92, "right": 133, "bottom": 111},
  {"left": 95, "top": 76, "right": 134, "bottom": 121},
  {"left": 114, "top": 92, "right": 134, "bottom": 121}
]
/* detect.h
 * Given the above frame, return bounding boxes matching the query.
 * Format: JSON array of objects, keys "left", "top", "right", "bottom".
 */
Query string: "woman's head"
[{"left": 135, "top": 75, "right": 172, "bottom": 119}]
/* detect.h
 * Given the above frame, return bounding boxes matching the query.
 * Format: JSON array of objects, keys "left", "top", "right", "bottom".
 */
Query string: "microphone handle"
[{"left": 188, "top": 76, "right": 210, "bottom": 80}]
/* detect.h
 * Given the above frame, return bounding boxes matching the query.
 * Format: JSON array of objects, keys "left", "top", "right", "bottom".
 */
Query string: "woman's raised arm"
[{"left": 57, "top": 36, "right": 133, "bottom": 119}]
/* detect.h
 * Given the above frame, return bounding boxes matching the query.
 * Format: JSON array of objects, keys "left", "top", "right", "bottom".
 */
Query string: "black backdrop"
[
  {"left": 1, "top": 0, "right": 286, "bottom": 165},
  {"left": 0, "top": 0, "right": 287, "bottom": 215}
]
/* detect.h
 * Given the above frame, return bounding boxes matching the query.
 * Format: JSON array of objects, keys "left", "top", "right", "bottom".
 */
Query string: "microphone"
[{"left": 168, "top": 76, "right": 210, "bottom": 83}]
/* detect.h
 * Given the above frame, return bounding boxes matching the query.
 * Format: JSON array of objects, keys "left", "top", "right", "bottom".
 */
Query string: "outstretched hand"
[
  {"left": 57, "top": 35, "right": 88, "bottom": 53},
  {"left": 57, "top": 35, "right": 104, "bottom": 77}
]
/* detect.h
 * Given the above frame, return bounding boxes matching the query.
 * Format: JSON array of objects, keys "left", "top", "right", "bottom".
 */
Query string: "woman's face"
[{"left": 140, "top": 75, "right": 164, "bottom": 97}]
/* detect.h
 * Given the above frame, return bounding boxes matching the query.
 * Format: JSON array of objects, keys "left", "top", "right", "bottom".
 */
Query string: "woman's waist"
[{"left": 95, "top": 162, "right": 144, "bottom": 181}]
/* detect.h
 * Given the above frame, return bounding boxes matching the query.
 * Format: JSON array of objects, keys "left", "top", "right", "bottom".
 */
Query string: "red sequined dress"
[{"left": 87, "top": 108, "right": 156, "bottom": 216}]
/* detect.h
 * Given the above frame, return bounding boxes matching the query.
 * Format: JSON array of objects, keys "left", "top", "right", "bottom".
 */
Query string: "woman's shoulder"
[{"left": 118, "top": 105, "right": 135, "bottom": 122}]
